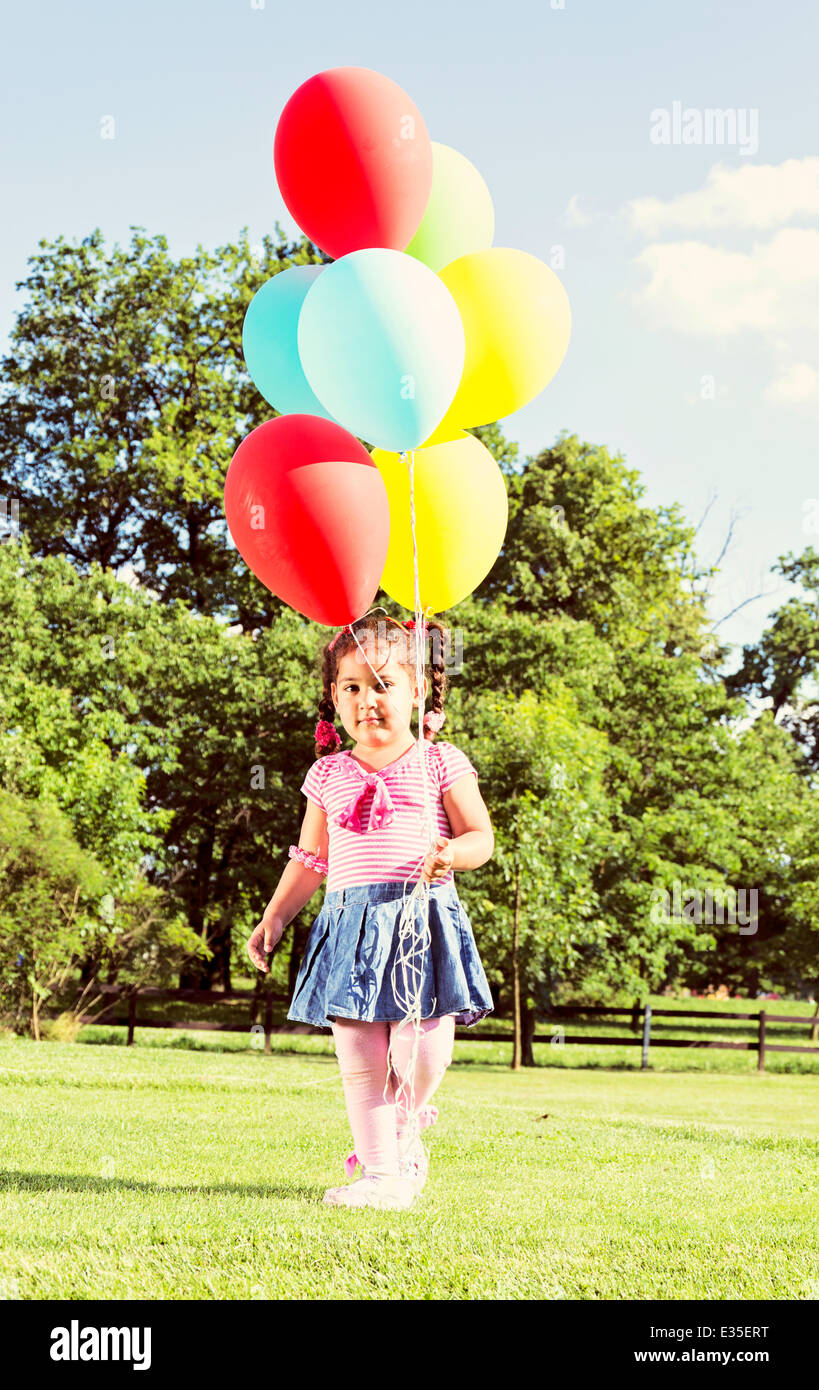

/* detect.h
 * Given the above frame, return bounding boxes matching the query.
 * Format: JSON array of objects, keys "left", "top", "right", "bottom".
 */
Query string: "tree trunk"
[
  {"left": 206, "top": 925, "right": 231, "bottom": 993},
  {"left": 209, "top": 815, "right": 250, "bottom": 990},
  {"left": 179, "top": 822, "right": 216, "bottom": 989},
  {"left": 78, "top": 954, "right": 95, "bottom": 987},
  {"left": 511, "top": 860, "right": 521, "bottom": 1071},
  {"left": 251, "top": 970, "right": 264, "bottom": 1025},
  {"left": 522, "top": 1005, "right": 536, "bottom": 1067}
]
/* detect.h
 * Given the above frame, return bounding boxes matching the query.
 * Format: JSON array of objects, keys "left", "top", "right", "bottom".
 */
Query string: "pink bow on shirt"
[{"left": 334, "top": 771, "right": 396, "bottom": 833}]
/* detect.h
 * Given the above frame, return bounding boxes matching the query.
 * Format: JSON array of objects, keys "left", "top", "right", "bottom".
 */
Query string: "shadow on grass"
[{"left": 0, "top": 1170, "right": 322, "bottom": 1201}]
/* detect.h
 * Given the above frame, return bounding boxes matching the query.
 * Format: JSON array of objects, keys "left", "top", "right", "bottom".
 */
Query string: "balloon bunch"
[{"left": 224, "top": 65, "right": 571, "bottom": 624}]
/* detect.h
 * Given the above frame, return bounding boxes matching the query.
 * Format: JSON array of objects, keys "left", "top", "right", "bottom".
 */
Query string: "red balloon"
[
  {"left": 274, "top": 67, "right": 433, "bottom": 259},
  {"left": 224, "top": 415, "right": 390, "bottom": 625}
]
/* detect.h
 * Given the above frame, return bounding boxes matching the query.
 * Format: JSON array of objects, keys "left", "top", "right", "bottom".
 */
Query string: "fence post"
[
  {"left": 757, "top": 1009, "right": 766, "bottom": 1072},
  {"left": 127, "top": 991, "right": 137, "bottom": 1047},
  {"left": 641, "top": 1004, "right": 652, "bottom": 1069},
  {"left": 264, "top": 992, "right": 273, "bottom": 1055}
]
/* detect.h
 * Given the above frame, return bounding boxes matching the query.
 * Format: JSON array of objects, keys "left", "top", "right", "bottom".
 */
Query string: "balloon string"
[
  {"left": 380, "top": 447, "right": 439, "bottom": 1157},
  {"left": 339, "top": 452, "right": 439, "bottom": 1159}
]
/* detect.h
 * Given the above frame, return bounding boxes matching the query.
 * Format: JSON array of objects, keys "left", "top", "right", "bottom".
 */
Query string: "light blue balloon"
[
  {"left": 242, "top": 266, "right": 335, "bottom": 419},
  {"left": 297, "top": 249, "right": 465, "bottom": 452}
]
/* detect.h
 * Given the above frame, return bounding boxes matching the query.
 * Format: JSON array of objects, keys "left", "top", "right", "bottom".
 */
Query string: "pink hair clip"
[
  {"left": 328, "top": 625, "right": 350, "bottom": 652},
  {"left": 315, "top": 719, "right": 341, "bottom": 749},
  {"left": 423, "top": 710, "right": 445, "bottom": 732}
]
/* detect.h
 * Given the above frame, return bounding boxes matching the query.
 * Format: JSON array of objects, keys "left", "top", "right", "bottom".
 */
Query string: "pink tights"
[{"left": 331, "top": 1015, "right": 456, "bottom": 1177}]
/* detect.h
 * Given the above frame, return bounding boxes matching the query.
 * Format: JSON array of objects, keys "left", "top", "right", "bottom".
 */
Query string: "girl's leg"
[
  {"left": 331, "top": 1019, "right": 400, "bottom": 1178},
  {"left": 388, "top": 1014, "right": 456, "bottom": 1143}
]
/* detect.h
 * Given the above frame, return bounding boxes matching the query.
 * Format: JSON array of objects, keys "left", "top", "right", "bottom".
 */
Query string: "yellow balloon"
[
  {"left": 427, "top": 247, "right": 571, "bottom": 439},
  {"left": 372, "top": 432, "right": 508, "bottom": 613}
]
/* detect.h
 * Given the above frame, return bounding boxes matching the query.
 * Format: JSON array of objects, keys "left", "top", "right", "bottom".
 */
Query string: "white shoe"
[
  {"left": 397, "top": 1134, "right": 429, "bottom": 1193},
  {"left": 322, "top": 1172, "right": 416, "bottom": 1210}
]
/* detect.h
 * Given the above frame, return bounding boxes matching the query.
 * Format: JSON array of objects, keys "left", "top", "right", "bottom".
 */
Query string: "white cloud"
[
  {"left": 631, "top": 227, "right": 819, "bottom": 335},
  {"left": 625, "top": 159, "right": 819, "bottom": 411},
  {"left": 764, "top": 362, "right": 819, "bottom": 404},
  {"left": 626, "top": 157, "right": 819, "bottom": 236}
]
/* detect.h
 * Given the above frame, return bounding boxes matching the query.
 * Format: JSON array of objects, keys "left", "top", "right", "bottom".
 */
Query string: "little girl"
[{"left": 246, "top": 612, "right": 495, "bottom": 1211}]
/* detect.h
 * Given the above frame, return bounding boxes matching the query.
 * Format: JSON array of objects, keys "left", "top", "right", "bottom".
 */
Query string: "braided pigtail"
[
  {"left": 315, "top": 644, "right": 341, "bottom": 758},
  {"left": 423, "top": 618, "right": 449, "bottom": 741}
]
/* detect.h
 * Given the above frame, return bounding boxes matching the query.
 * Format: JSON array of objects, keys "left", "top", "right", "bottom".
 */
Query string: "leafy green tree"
[
  {"left": 0, "top": 532, "right": 331, "bottom": 990},
  {"left": 675, "top": 709, "right": 819, "bottom": 998},
  {"left": 451, "top": 460, "right": 756, "bottom": 1006},
  {"left": 0, "top": 533, "right": 172, "bottom": 884},
  {"left": 777, "top": 783, "right": 819, "bottom": 1005},
  {"left": 0, "top": 786, "right": 207, "bottom": 1037},
  {"left": 476, "top": 431, "right": 714, "bottom": 659},
  {"left": 0, "top": 224, "right": 326, "bottom": 628},
  {"left": 725, "top": 547, "right": 819, "bottom": 768},
  {"left": 456, "top": 686, "right": 611, "bottom": 1066}
]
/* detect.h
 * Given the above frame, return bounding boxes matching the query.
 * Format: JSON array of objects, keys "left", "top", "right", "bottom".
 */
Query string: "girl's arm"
[
  {"left": 445, "top": 774, "right": 494, "bottom": 868},
  {"left": 247, "top": 801, "right": 329, "bottom": 972},
  {"left": 263, "top": 799, "right": 329, "bottom": 927}
]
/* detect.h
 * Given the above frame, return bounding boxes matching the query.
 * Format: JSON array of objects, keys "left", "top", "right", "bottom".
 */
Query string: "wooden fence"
[
  {"left": 510, "top": 1003, "right": 819, "bottom": 1071},
  {"left": 44, "top": 987, "right": 819, "bottom": 1071}
]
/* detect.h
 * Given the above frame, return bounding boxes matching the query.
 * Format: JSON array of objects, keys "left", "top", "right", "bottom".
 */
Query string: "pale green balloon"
[{"left": 404, "top": 142, "right": 495, "bottom": 273}]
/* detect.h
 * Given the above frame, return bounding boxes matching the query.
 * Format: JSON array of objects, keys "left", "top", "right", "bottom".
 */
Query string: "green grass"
[{"left": 0, "top": 1030, "right": 817, "bottom": 1300}]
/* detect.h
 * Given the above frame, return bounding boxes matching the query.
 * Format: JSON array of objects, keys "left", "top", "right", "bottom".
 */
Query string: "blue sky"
[{"left": 2, "top": 0, "right": 817, "bottom": 672}]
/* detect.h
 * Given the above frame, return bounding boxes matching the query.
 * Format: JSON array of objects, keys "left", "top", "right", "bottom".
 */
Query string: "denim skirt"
[{"left": 287, "top": 878, "right": 494, "bottom": 1030}]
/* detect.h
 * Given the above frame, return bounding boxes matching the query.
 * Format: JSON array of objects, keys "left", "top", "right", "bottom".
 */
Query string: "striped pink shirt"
[{"left": 300, "top": 739, "right": 479, "bottom": 891}]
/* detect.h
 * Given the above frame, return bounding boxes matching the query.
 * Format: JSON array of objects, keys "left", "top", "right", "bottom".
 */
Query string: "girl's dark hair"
[{"left": 315, "top": 615, "right": 450, "bottom": 758}]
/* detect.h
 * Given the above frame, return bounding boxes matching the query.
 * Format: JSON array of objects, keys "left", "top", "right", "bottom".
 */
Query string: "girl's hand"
[
  {"left": 422, "top": 836, "right": 454, "bottom": 883},
  {"left": 246, "top": 914, "right": 283, "bottom": 973}
]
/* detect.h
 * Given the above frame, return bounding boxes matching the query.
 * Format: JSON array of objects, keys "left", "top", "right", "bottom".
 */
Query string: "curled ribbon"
[{"left": 334, "top": 771, "right": 396, "bottom": 833}]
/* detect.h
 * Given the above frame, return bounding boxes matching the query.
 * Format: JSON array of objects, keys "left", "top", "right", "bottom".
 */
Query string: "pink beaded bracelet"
[{"left": 288, "top": 844, "right": 329, "bottom": 877}]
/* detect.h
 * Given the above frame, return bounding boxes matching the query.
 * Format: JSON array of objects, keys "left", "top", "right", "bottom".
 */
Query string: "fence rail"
[{"left": 41, "top": 987, "right": 819, "bottom": 1071}]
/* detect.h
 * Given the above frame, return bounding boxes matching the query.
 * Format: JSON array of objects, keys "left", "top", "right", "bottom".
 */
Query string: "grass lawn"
[{"left": 0, "top": 1024, "right": 816, "bottom": 1300}]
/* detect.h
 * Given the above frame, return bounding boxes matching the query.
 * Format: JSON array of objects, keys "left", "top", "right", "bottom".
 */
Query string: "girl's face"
[{"left": 331, "top": 648, "right": 427, "bottom": 747}]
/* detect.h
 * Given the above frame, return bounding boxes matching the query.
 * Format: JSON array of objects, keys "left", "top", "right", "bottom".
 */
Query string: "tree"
[
  {"left": 0, "top": 787, "right": 207, "bottom": 1037},
  {"left": 0, "top": 532, "right": 173, "bottom": 885},
  {"left": 725, "top": 547, "right": 819, "bottom": 768},
  {"left": 679, "top": 709, "right": 819, "bottom": 998},
  {"left": 457, "top": 685, "right": 611, "bottom": 1067},
  {"left": 0, "top": 224, "right": 326, "bottom": 627},
  {"left": 476, "top": 431, "right": 712, "bottom": 658},
  {"left": 0, "top": 532, "right": 332, "bottom": 990},
  {"left": 451, "top": 455, "right": 763, "bottom": 1005}
]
